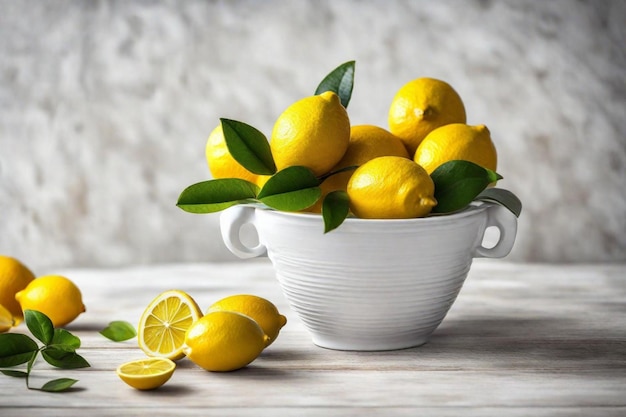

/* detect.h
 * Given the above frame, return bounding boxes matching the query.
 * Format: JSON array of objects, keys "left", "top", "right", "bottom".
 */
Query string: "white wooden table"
[{"left": 1, "top": 260, "right": 625, "bottom": 416}]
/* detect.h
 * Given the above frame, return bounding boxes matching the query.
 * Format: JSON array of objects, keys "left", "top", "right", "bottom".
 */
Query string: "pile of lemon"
[
  {"left": 116, "top": 290, "right": 286, "bottom": 390},
  {"left": 0, "top": 255, "right": 85, "bottom": 332},
  {"left": 206, "top": 74, "right": 497, "bottom": 220}
]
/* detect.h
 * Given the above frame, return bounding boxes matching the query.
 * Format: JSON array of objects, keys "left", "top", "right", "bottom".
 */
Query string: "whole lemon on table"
[
  {"left": 270, "top": 91, "right": 350, "bottom": 176},
  {"left": 183, "top": 311, "right": 269, "bottom": 372},
  {"left": 414, "top": 123, "right": 497, "bottom": 174},
  {"left": 207, "top": 294, "right": 287, "bottom": 346},
  {"left": 308, "top": 125, "right": 410, "bottom": 213},
  {"left": 15, "top": 275, "right": 85, "bottom": 327},
  {"left": 347, "top": 156, "right": 437, "bottom": 219},
  {"left": 388, "top": 77, "right": 466, "bottom": 155},
  {"left": 206, "top": 124, "right": 260, "bottom": 183},
  {"left": 0, "top": 255, "right": 35, "bottom": 321}
]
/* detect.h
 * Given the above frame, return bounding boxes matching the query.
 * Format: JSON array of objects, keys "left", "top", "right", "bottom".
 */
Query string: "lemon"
[
  {"left": 388, "top": 77, "right": 466, "bottom": 155},
  {"left": 206, "top": 124, "right": 259, "bottom": 183},
  {"left": 0, "top": 303, "right": 15, "bottom": 333},
  {"left": 137, "top": 290, "right": 203, "bottom": 361},
  {"left": 15, "top": 275, "right": 85, "bottom": 327},
  {"left": 307, "top": 125, "right": 410, "bottom": 213},
  {"left": 183, "top": 311, "right": 269, "bottom": 372},
  {"left": 0, "top": 255, "right": 35, "bottom": 320},
  {"left": 207, "top": 294, "right": 287, "bottom": 346},
  {"left": 255, "top": 174, "right": 271, "bottom": 188},
  {"left": 116, "top": 357, "right": 176, "bottom": 390},
  {"left": 271, "top": 91, "right": 350, "bottom": 176},
  {"left": 414, "top": 123, "right": 497, "bottom": 174},
  {"left": 347, "top": 156, "right": 437, "bottom": 219}
]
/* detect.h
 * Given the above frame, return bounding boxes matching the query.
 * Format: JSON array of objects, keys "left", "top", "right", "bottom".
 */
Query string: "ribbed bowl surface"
[{"left": 254, "top": 206, "right": 489, "bottom": 351}]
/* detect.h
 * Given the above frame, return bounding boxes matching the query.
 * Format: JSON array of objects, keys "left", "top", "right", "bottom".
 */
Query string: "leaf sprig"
[
  {"left": 177, "top": 60, "right": 522, "bottom": 233},
  {"left": 0, "top": 310, "right": 90, "bottom": 392}
]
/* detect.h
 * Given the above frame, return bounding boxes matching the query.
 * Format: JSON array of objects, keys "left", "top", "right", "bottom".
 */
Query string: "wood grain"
[{"left": 1, "top": 261, "right": 624, "bottom": 416}]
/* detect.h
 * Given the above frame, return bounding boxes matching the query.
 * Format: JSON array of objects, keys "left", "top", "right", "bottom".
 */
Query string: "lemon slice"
[
  {"left": 137, "top": 290, "right": 203, "bottom": 360},
  {"left": 0, "top": 303, "right": 15, "bottom": 333},
  {"left": 116, "top": 357, "right": 176, "bottom": 390}
]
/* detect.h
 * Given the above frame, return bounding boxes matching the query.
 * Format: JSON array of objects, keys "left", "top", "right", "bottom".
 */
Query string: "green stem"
[
  {"left": 318, "top": 165, "right": 358, "bottom": 182},
  {"left": 25, "top": 348, "right": 41, "bottom": 391}
]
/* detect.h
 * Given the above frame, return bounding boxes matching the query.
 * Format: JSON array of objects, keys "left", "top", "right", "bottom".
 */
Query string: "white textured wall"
[{"left": 1, "top": 0, "right": 625, "bottom": 270}]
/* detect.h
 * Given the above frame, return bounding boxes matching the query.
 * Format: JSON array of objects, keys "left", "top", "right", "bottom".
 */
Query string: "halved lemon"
[
  {"left": 0, "top": 303, "right": 15, "bottom": 333},
  {"left": 137, "top": 290, "right": 203, "bottom": 360},
  {"left": 116, "top": 357, "right": 176, "bottom": 390}
]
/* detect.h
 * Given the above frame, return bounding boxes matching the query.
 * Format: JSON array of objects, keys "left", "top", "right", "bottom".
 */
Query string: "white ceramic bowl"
[{"left": 220, "top": 203, "right": 517, "bottom": 351}]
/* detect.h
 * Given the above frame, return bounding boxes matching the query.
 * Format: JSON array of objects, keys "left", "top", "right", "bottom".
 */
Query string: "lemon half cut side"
[
  {"left": 137, "top": 290, "right": 203, "bottom": 360},
  {"left": 116, "top": 357, "right": 176, "bottom": 390}
]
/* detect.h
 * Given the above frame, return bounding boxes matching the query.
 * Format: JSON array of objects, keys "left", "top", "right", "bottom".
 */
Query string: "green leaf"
[
  {"left": 39, "top": 378, "right": 78, "bottom": 392},
  {"left": 24, "top": 310, "right": 54, "bottom": 346},
  {"left": 322, "top": 191, "right": 350, "bottom": 233},
  {"left": 257, "top": 166, "right": 321, "bottom": 211},
  {"left": 475, "top": 188, "right": 523, "bottom": 218},
  {"left": 315, "top": 61, "right": 355, "bottom": 108},
  {"left": 100, "top": 321, "right": 137, "bottom": 342},
  {"left": 42, "top": 347, "right": 90, "bottom": 369},
  {"left": 431, "top": 160, "right": 503, "bottom": 214},
  {"left": 221, "top": 118, "right": 277, "bottom": 175},
  {"left": 50, "top": 329, "right": 81, "bottom": 351},
  {"left": 177, "top": 178, "right": 259, "bottom": 213},
  {"left": 1, "top": 369, "right": 29, "bottom": 378},
  {"left": 0, "top": 333, "right": 38, "bottom": 367}
]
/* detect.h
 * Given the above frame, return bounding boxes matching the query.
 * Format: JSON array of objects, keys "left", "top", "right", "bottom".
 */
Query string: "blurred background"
[{"left": 1, "top": 0, "right": 624, "bottom": 271}]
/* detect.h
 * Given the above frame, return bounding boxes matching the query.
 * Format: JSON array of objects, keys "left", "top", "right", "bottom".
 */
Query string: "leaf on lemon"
[
  {"left": 322, "top": 191, "right": 350, "bottom": 234},
  {"left": 0, "top": 333, "right": 38, "bottom": 367},
  {"left": 24, "top": 310, "right": 54, "bottom": 346},
  {"left": 431, "top": 160, "right": 503, "bottom": 214},
  {"left": 475, "top": 188, "right": 523, "bottom": 218},
  {"left": 258, "top": 166, "right": 321, "bottom": 211},
  {"left": 177, "top": 179, "right": 259, "bottom": 213},
  {"left": 100, "top": 321, "right": 137, "bottom": 342},
  {"left": 315, "top": 60, "right": 355, "bottom": 108},
  {"left": 221, "top": 118, "right": 277, "bottom": 175}
]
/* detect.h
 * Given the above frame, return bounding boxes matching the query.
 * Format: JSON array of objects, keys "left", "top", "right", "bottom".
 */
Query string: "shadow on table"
[{"left": 418, "top": 317, "right": 626, "bottom": 367}]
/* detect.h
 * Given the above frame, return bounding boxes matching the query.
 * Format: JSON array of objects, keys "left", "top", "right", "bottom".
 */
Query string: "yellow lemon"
[
  {"left": 116, "top": 357, "right": 176, "bottom": 390},
  {"left": 206, "top": 124, "right": 259, "bottom": 183},
  {"left": 270, "top": 91, "right": 350, "bottom": 176},
  {"left": 388, "top": 77, "right": 466, "bottom": 155},
  {"left": 137, "top": 290, "right": 203, "bottom": 361},
  {"left": 255, "top": 174, "right": 271, "bottom": 188},
  {"left": 347, "top": 156, "right": 437, "bottom": 219},
  {"left": 0, "top": 304, "right": 15, "bottom": 333},
  {"left": 307, "top": 125, "right": 410, "bottom": 213},
  {"left": 15, "top": 275, "right": 85, "bottom": 327},
  {"left": 0, "top": 255, "right": 35, "bottom": 320},
  {"left": 207, "top": 294, "right": 287, "bottom": 346},
  {"left": 183, "top": 311, "right": 269, "bottom": 372},
  {"left": 414, "top": 123, "right": 497, "bottom": 174}
]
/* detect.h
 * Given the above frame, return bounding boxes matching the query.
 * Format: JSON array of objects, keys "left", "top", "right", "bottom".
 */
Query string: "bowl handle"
[
  {"left": 220, "top": 206, "right": 267, "bottom": 259},
  {"left": 474, "top": 204, "right": 518, "bottom": 258}
]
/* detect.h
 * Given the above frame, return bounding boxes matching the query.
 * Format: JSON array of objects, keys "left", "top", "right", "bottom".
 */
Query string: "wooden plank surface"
[{"left": 1, "top": 261, "right": 625, "bottom": 416}]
